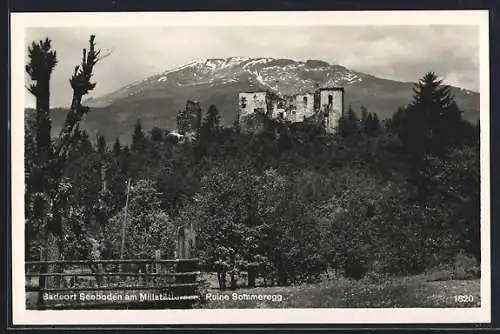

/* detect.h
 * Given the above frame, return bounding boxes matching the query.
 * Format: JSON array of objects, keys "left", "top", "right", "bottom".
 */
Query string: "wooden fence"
[{"left": 25, "top": 258, "right": 200, "bottom": 310}]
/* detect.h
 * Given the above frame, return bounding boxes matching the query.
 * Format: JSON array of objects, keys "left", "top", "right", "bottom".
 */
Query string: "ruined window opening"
[
  {"left": 328, "top": 95, "right": 333, "bottom": 105},
  {"left": 279, "top": 112, "right": 285, "bottom": 119},
  {"left": 303, "top": 96, "right": 308, "bottom": 104},
  {"left": 241, "top": 97, "right": 247, "bottom": 108}
]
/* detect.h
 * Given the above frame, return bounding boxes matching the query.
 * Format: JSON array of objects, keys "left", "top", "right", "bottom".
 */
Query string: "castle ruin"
[
  {"left": 176, "top": 100, "right": 202, "bottom": 140},
  {"left": 237, "top": 87, "right": 344, "bottom": 134}
]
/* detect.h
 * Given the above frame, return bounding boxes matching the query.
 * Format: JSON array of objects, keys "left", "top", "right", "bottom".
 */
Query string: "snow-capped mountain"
[
  {"left": 50, "top": 57, "right": 478, "bottom": 144},
  {"left": 85, "top": 57, "right": 366, "bottom": 108}
]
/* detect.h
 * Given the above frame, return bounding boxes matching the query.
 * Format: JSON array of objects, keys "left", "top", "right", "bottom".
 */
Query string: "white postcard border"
[{"left": 10, "top": 10, "right": 491, "bottom": 325}]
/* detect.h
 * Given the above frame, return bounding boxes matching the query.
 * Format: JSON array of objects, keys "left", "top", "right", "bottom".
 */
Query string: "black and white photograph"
[{"left": 11, "top": 10, "right": 490, "bottom": 325}]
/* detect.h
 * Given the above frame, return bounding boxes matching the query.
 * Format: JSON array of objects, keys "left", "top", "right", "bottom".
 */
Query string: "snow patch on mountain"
[
  {"left": 245, "top": 69, "right": 279, "bottom": 92},
  {"left": 242, "top": 58, "right": 272, "bottom": 69}
]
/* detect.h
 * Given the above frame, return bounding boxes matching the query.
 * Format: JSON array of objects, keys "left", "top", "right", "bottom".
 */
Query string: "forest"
[{"left": 25, "top": 35, "right": 481, "bottom": 291}]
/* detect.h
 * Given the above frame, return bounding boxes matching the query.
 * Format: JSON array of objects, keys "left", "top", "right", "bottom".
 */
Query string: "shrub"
[{"left": 453, "top": 251, "right": 480, "bottom": 279}]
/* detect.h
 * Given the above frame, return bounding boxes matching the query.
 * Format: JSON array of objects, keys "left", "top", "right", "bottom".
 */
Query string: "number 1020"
[{"left": 454, "top": 295, "right": 474, "bottom": 303}]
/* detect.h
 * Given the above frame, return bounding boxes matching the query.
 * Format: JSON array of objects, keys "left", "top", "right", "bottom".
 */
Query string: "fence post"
[
  {"left": 155, "top": 250, "right": 161, "bottom": 286},
  {"left": 175, "top": 259, "right": 198, "bottom": 307},
  {"left": 155, "top": 250, "right": 161, "bottom": 273},
  {"left": 37, "top": 248, "right": 47, "bottom": 307}
]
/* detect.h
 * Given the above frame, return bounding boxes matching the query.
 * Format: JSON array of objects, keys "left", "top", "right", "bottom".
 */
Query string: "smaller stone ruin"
[{"left": 176, "top": 100, "right": 202, "bottom": 139}]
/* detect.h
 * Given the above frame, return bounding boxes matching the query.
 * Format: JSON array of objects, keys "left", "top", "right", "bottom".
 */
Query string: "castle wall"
[
  {"left": 237, "top": 88, "right": 344, "bottom": 134},
  {"left": 238, "top": 92, "right": 268, "bottom": 134},
  {"left": 239, "top": 92, "right": 268, "bottom": 118},
  {"left": 292, "top": 93, "right": 315, "bottom": 123}
]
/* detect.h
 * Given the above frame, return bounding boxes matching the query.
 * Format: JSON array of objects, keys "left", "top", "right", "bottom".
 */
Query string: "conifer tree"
[
  {"left": 365, "top": 113, "right": 373, "bottom": 136},
  {"left": 395, "top": 72, "right": 459, "bottom": 156},
  {"left": 131, "top": 119, "right": 145, "bottom": 152},
  {"left": 112, "top": 137, "right": 122, "bottom": 157},
  {"left": 339, "top": 105, "right": 359, "bottom": 137},
  {"left": 360, "top": 106, "right": 368, "bottom": 127},
  {"left": 200, "top": 104, "right": 222, "bottom": 141},
  {"left": 371, "top": 113, "right": 381, "bottom": 136},
  {"left": 96, "top": 134, "right": 107, "bottom": 155}
]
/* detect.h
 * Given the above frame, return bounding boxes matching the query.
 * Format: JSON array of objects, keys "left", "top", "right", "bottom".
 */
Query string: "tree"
[
  {"left": 131, "top": 119, "right": 145, "bottom": 152},
  {"left": 25, "top": 35, "right": 106, "bottom": 288},
  {"left": 204, "top": 105, "right": 222, "bottom": 134},
  {"left": 198, "top": 105, "right": 222, "bottom": 146},
  {"left": 180, "top": 166, "right": 327, "bottom": 289},
  {"left": 339, "top": 105, "right": 359, "bottom": 137},
  {"left": 411, "top": 72, "right": 454, "bottom": 120},
  {"left": 360, "top": 106, "right": 368, "bottom": 125},
  {"left": 96, "top": 134, "right": 106, "bottom": 155},
  {"left": 150, "top": 126, "right": 163, "bottom": 142},
  {"left": 418, "top": 147, "right": 480, "bottom": 261},
  {"left": 365, "top": 112, "right": 381, "bottom": 137},
  {"left": 372, "top": 113, "right": 381, "bottom": 134},
  {"left": 106, "top": 179, "right": 177, "bottom": 260},
  {"left": 395, "top": 72, "right": 460, "bottom": 156},
  {"left": 112, "top": 137, "right": 121, "bottom": 157},
  {"left": 315, "top": 167, "right": 431, "bottom": 277},
  {"left": 25, "top": 39, "right": 58, "bottom": 262}
]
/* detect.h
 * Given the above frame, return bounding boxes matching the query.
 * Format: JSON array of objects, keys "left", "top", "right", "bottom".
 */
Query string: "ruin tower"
[
  {"left": 238, "top": 92, "right": 269, "bottom": 134},
  {"left": 317, "top": 88, "right": 344, "bottom": 134},
  {"left": 177, "top": 100, "right": 202, "bottom": 139}
]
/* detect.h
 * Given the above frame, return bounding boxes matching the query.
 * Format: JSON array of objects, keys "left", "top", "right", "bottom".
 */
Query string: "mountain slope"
[{"left": 43, "top": 57, "right": 479, "bottom": 144}]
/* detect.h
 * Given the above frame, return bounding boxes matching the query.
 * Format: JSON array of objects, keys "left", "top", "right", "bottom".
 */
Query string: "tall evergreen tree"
[
  {"left": 112, "top": 137, "right": 122, "bottom": 157},
  {"left": 360, "top": 106, "right": 369, "bottom": 127},
  {"left": 395, "top": 72, "right": 459, "bottom": 156},
  {"left": 371, "top": 113, "right": 381, "bottom": 136},
  {"left": 96, "top": 134, "right": 107, "bottom": 155},
  {"left": 131, "top": 119, "right": 145, "bottom": 152},
  {"left": 390, "top": 106, "right": 405, "bottom": 134},
  {"left": 200, "top": 104, "right": 222, "bottom": 141},
  {"left": 365, "top": 113, "right": 373, "bottom": 136},
  {"left": 338, "top": 105, "right": 358, "bottom": 137}
]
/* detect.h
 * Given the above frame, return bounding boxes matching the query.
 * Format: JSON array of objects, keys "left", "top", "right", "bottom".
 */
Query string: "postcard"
[{"left": 11, "top": 10, "right": 490, "bottom": 325}]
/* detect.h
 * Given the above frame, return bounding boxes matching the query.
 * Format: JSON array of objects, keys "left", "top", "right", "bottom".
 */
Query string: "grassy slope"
[{"left": 197, "top": 275, "right": 480, "bottom": 309}]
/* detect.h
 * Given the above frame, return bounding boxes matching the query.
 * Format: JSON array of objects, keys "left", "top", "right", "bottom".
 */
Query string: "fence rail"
[
  {"left": 25, "top": 258, "right": 199, "bottom": 265},
  {"left": 26, "top": 283, "right": 199, "bottom": 293},
  {"left": 26, "top": 271, "right": 200, "bottom": 277},
  {"left": 26, "top": 257, "right": 201, "bottom": 310}
]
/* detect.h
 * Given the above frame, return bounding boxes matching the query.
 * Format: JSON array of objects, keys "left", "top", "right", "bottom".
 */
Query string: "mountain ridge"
[{"left": 34, "top": 56, "right": 479, "bottom": 145}]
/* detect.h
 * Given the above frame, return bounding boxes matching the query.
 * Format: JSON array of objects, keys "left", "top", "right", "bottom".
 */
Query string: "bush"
[{"left": 453, "top": 252, "right": 480, "bottom": 279}]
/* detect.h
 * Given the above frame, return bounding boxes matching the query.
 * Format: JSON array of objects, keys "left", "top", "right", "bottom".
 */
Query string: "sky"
[{"left": 24, "top": 25, "right": 480, "bottom": 108}]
